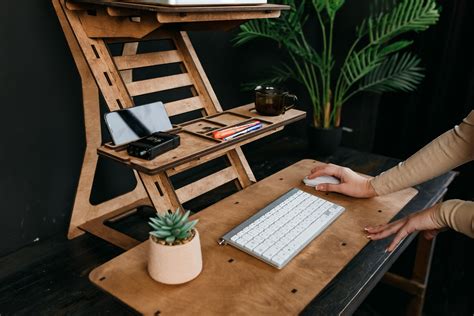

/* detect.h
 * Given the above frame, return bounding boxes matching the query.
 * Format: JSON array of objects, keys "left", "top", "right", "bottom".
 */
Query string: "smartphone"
[{"left": 104, "top": 101, "right": 173, "bottom": 146}]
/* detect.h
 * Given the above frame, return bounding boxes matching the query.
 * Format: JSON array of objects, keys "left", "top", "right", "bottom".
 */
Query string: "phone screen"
[{"left": 104, "top": 101, "right": 173, "bottom": 146}]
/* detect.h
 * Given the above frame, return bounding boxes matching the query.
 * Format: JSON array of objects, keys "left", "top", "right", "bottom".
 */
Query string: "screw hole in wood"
[
  {"left": 228, "top": 258, "right": 234, "bottom": 263},
  {"left": 99, "top": 276, "right": 106, "bottom": 281},
  {"left": 234, "top": 201, "right": 239, "bottom": 205},
  {"left": 341, "top": 242, "right": 347, "bottom": 246},
  {"left": 279, "top": 178, "right": 284, "bottom": 181},
  {"left": 155, "top": 311, "right": 161, "bottom": 316},
  {"left": 291, "top": 289, "right": 298, "bottom": 293},
  {"left": 378, "top": 210, "right": 382, "bottom": 213}
]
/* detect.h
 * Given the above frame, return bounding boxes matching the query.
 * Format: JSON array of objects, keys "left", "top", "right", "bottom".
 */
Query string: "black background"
[{"left": 0, "top": 1, "right": 472, "bottom": 313}]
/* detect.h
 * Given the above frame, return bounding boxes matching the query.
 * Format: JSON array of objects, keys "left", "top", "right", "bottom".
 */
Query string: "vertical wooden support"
[
  {"left": 382, "top": 236, "right": 437, "bottom": 316},
  {"left": 53, "top": 0, "right": 150, "bottom": 241}
]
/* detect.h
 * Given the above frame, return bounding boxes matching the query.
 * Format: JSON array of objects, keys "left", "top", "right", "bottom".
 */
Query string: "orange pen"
[{"left": 212, "top": 120, "right": 261, "bottom": 139}]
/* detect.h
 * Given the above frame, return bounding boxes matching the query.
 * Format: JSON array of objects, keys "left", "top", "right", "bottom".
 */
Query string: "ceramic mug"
[{"left": 255, "top": 86, "right": 298, "bottom": 116}]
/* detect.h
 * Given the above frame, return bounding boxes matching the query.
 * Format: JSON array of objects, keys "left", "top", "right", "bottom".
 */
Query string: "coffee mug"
[{"left": 254, "top": 86, "right": 298, "bottom": 116}]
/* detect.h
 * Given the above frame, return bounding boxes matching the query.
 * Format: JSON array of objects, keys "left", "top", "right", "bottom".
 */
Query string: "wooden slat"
[
  {"left": 114, "top": 50, "right": 182, "bottom": 70},
  {"left": 175, "top": 167, "right": 238, "bottom": 203},
  {"left": 126, "top": 73, "right": 193, "bottom": 96},
  {"left": 164, "top": 96, "right": 203, "bottom": 117}
]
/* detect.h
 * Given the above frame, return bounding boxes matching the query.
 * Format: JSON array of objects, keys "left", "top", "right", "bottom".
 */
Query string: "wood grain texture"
[
  {"left": 126, "top": 72, "right": 193, "bottom": 96},
  {"left": 114, "top": 50, "right": 181, "bottom": 70},
  {"left": 156, "top": 10, "right": 280, "bottom": 23},
  {"left": 90, "top": 159, "right": 418, "bottom": 315},
  {"left": 77, "top": 9, "right": 160, "bottom": 38}
]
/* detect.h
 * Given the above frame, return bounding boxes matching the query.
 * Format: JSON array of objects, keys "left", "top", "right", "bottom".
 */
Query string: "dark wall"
[{"left": 1, "top": 1, "right": 472, "bottom": 257}]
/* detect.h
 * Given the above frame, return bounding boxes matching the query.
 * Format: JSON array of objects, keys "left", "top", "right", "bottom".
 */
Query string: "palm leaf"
[
  {"left": 358, "top": 52, "right": 424, "bottom": 93},
  {"left": 340, "top": 46, "right": 383, "bottom": 88},
  {"left": 366, "top": 0, "right": 439, "bottom": 44}
]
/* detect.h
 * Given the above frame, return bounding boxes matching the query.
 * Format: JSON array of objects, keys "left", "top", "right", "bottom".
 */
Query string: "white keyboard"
[{"left": 220, "top": 188, "right": 345, "bottom": 269}]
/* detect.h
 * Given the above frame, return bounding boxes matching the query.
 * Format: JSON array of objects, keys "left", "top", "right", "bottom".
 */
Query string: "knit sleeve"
[
  {"left": 432, "top": 200, "right": 474, "bottom": 238},
  {"left": 370, "top": 111, "right": 474, "bottom": 195}
]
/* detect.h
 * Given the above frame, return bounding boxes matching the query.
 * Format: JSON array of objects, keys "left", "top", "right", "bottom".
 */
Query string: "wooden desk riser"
[
  {"left": 52, "top": 0, "right": 294, "bottom": 250},
  {"left": 90, "top": 160, "right": 418, "bottom": 315}
]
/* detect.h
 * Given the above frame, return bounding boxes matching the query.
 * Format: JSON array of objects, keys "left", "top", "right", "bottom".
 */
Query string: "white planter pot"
[{"left": 148, "top": 229, "right": 203, "bottom": 285}]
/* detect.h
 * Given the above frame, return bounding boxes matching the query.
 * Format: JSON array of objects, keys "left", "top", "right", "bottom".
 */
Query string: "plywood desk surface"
[{"left": 90, "top": 159, "right": 417, "bottom": 315}]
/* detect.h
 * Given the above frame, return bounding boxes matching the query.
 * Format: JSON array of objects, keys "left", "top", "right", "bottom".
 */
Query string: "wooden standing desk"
[
  {"left": 90, "top": 159, "right": 418, "bottom": 315},
  {"left": 52, "top": 0, "right": 300, "bottom": 250}
]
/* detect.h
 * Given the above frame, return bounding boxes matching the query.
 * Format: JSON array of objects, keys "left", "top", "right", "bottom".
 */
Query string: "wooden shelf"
[
  {"left": 98, "top": 104, "right": 306, "bottom": 174},
  {"left": 66, "top": 0, "right": 289, "bottom": 33}
]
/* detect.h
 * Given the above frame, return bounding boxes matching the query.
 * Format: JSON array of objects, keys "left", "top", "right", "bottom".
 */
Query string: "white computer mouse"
[{"left": 303, "top": 176, "right": 341, "bottom": 187}]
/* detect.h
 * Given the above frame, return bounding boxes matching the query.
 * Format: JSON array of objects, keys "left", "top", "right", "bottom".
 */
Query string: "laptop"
[{"left": 119, "top": 0, "right": 267, "bottom": 6}]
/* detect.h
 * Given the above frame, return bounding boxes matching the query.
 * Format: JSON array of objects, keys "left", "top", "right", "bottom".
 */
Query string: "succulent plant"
[{"left": 149, "top": 208, "right": 198, "bottom": 245}]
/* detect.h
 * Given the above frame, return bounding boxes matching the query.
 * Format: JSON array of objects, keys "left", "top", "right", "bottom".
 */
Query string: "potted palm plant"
[
  {"left": 148, "top": 208, "right": 202, "bottom": 284},
  {"left": 234, "top": 0, "right": 440, "bottom": 154}
]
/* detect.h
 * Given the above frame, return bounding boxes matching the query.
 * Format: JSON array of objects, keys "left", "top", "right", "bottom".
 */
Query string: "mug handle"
[{"left": 283, "top": 93, "right": 298, "bottom": 113}]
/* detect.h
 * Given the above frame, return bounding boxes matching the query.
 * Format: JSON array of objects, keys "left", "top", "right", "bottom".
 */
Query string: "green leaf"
[
  {"left": 380, "top": 40, "right": 413, "bottom": 56},
  {"left": 340, "top": 46, "right": 383, "bottom": 87},
  {"left": 366, "top": 0, "right": 439, "bottom": 44},
  {"left": 149, "top": 217, "right": 165, "bottom": 227},
  {"left": 165, "top": 236, "right": 176, "bottom": 244},
  {"left": 148, "top": 222, "right": 162, "bottom": 231},
  {"left": 358, "top": 52, "right": 424, "bottom": 93},
  {"left": 165, "top": 217, "right": 174, "bottom": 226},
  {"left": 326, "top": 0, "right": 345, "bottom": 19},
  {"left": 181, "top": 219, "right": 199, "bottom": 233},
  {"left": 312, "top": 0, "right": 325, "bottom": 12},
  {"left": 177, "top": 210, "right": 191, "bottom": 226},
  {"left": 150, "top": 230, "right": 172, "bottom": 238}
]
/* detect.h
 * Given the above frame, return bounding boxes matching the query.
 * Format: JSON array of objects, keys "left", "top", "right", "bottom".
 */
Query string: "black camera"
[{"left": 127, "top": 132, "right": 180, "bottom": 160}]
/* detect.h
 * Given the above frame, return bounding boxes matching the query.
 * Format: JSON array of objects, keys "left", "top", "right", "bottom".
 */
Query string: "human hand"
[
  {"left": 307, "top": 163, "right": 377, "bottom": 198},
  {"left": 365, "top": 205, "right": 445, "bottom": 252}
]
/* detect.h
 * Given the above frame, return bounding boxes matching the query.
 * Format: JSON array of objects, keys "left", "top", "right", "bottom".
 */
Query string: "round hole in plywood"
[
  {"left": 279, "top": 178, "right": 284, "bottom": 181},
  {"left": 378, "top": 210, "right": 382, "bottom": 213},
  {"left": 155, "top": 311, "right": 161, "bottom": 316},
  {"left": 228, "top": 258, "right": 234, "bottom": 263},
  {"left": 341, "top": 242, "right": 347, "bottom": 246},
  {"left": 291, "top": 289, "right": 298, "bottom": 293}
]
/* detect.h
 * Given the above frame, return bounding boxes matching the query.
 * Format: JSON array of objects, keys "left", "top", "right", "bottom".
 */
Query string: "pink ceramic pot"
[{"left": 148, "top": 229, "right": 203, "bottom": 284}]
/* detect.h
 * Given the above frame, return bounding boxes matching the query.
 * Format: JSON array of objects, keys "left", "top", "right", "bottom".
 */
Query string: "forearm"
[
  {"left": 371, "top": 111, "right": 474, "bottom": 195},
  {"left": 432, "top": 200, "right": 474, "bottom": 238}
]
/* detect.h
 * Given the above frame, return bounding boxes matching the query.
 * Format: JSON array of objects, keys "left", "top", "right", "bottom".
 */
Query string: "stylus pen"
[{"left": 223, "top": 123, "right": 263, "bottom": 141}]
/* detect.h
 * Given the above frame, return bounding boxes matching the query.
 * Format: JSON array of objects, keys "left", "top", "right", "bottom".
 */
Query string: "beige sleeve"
[
  {"left": 370, "top": 110, "right": 474, "bottom": 237},
  {"left": 432, "top": 200, "right": 474, "bottom": 238}
]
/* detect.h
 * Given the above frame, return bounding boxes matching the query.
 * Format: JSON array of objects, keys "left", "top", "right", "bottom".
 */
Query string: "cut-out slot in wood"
[
  {"left": 181, "top": 119, "right": 226, "bottom": 134},
  {"left": 207, "top": 111, "right": 252, "bottom": 126},
  {"left": 91, "top": 44, "right": 100, "bottom": 58}
]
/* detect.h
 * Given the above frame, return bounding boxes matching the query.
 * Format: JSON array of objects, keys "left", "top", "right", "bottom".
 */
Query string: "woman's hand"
[
  {"left": 307, "top": 163, "right": 377, "bottom": 198},
  {"left": 365, "top": 205, "right": 445, "bottom": 252}
]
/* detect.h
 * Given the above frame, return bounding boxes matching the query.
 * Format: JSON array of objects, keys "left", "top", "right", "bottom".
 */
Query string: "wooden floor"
[{"left": 0, "top": 133, "right": 472, "bottom": 315}]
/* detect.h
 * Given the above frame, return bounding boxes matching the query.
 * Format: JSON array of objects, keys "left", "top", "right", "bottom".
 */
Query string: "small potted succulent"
[{"left": 148, "top": 208, "right": 202, "bottom": 285}]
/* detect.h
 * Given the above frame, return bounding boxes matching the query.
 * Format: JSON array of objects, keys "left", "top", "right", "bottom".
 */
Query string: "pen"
[
  {"left": 212, "top": 120, "right": 261, "bottom": 139},
  {"left": 223, "top": 123, "right": 263, "bottom": 141}
]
